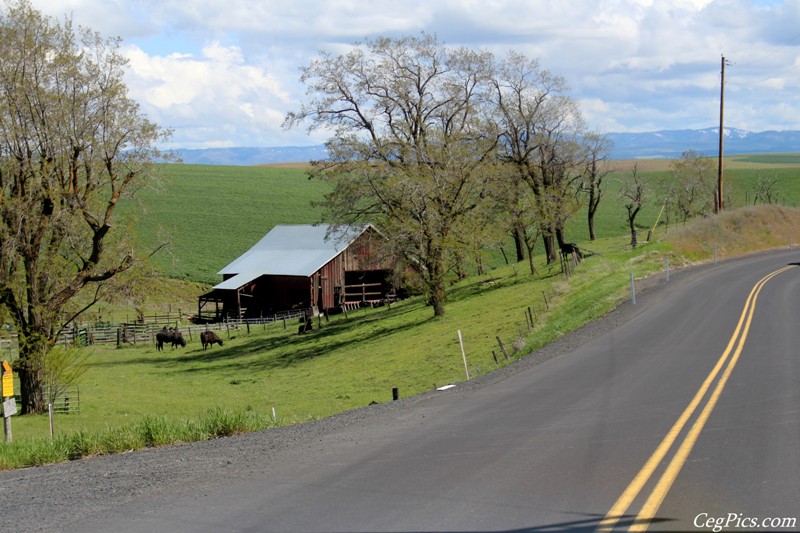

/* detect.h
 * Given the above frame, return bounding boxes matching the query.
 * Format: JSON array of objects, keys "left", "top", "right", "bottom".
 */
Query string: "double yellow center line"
[{"left": 597, "top": 264, "right": 795, "bottom": 532}]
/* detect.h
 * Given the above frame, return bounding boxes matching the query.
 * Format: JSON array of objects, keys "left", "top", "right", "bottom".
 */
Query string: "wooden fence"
[{"left": 0, "top": 309, "right": 311, "bottom": 354}]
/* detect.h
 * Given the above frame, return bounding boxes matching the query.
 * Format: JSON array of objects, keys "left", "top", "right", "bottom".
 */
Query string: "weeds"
[{"left": 0, "top": 407, "right": 275, "bottom": 469}]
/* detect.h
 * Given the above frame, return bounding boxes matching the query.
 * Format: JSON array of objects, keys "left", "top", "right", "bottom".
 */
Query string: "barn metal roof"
[{"left": 213, "top": 224, "right": 371, "bottom": 291}]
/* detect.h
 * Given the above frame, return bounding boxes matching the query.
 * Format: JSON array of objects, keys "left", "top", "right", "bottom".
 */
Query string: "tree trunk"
[
  {"left": 513, "top": 222, "right": 526, "bottom": 262},
  {"left": 587, "top": 187, "right": 600, "bottom": 241},
  {"left": 14, "top": 345, "right": 47, "bottom": 415},
  {"left": 424, "top": 253, "right": 448, "bottom": 317},
  {"left": 542, "top": 232, "right": 557, "bottom": 264},
  {"left": 555, "top": 226, "right": 566, "bottom": 249},
  {"left": 17, "top": 367, "right": 45, "bottom": 414}
]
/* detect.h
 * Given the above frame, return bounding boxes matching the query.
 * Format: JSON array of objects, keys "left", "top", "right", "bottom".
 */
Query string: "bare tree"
[
  {"left": 0, "top": 1, "right": 170, "bottom": 413},
  {"left": 579, "top": 132, "right": 614, "bottom": 241},
  {"left": 620, "top": 165, "right": 647, "bottom": 249},
  {"left": 753, "top": 174, "right": 780, "bottom": 205},
  {"left": 285, "top": 34, "right": 498, "bottom": 317}
]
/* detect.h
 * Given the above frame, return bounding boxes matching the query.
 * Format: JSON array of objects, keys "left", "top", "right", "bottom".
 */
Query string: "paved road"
[{"left": 3, "top": 249, "right": 800, "bottom": 532}]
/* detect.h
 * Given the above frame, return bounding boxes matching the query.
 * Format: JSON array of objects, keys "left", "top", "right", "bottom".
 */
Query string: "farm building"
[{"left": 197, "top": 224, "right": 395, "bottom": 321}]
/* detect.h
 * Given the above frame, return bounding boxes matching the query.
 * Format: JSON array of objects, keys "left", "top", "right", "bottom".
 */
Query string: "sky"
[{"left": 28, "top": 0, "right": 800, "bottom": 150}]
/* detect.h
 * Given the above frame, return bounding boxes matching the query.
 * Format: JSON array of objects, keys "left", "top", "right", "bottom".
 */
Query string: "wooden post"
[
  {"left": 496, "top": 336, "right": 509, "bottom": 359},
  {"left": 3, "top": 406, "right": 10, "bottom": 443},
  {"left": 542, "top": 291, "right": 549, "bottom": 310},
  {"left": 3, "top": 361, "right": 14, "bottom": 443},
  {"left": 458, "top": 330, "right": 470, "bottom": 380}
]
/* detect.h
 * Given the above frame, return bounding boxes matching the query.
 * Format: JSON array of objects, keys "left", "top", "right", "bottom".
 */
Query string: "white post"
[
  {"left": 457, "top": 330, "right": 470, "bottom": 380},
  {"left": 666, "top": 256, "right": 670, "bottom": 282},
  {"left": 630, "top": 272, "right": 636, "bottom": 305},
  {"left": 49, "top": 403, "right": 54, "bottom": 438}
]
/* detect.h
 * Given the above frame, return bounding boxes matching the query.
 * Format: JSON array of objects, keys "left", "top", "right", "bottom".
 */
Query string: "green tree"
[
  {"left": 286, "top": 34, "right": 498, "bottom": 316},
  {"left": 491, "top": 51, "right": 586, "bottom": 264},
  {"left": 668, "top": 149, "right": 715, "bottom": 223},
  {"left": 0, "top": 1, "right": 169, "bottom": 413}
]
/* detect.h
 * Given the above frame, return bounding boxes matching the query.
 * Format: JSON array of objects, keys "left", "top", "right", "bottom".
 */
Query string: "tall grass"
[{"left": 0, "top": 407, "right": 274, "bottom": 469}]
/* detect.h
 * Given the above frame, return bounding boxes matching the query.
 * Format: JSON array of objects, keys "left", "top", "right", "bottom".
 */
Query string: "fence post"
[
  {"left": 496, "top": 336, "right": 509, "bottom": 359},
  {"left": 458, "top": 330, "right": 470, "bottom": 380}
]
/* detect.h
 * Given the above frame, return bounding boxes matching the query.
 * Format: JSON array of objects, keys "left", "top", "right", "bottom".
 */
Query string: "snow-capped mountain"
[{"left": 166, "top": 128, "right": 799, "bottom": 165}]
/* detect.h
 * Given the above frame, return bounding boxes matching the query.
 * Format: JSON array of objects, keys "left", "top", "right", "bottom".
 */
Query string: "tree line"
[
  {"left": 286, "top": 33, "right": 614, "bottom": 317},
  {"left": 286, "top": 34, "right": 738, "bottom": 318}
]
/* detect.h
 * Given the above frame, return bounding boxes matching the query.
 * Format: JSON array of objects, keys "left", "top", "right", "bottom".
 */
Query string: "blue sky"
[{"left": 30, "top": 0, "right": 800, "bottom": 150}]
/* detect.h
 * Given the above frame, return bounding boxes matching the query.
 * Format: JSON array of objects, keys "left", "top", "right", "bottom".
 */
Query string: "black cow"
[
  {"left": 200, "top": 330, "right": 223, "bottom": 351},
  {"left": 156, "top": 327, "right": 186, "bottom": 351},
  {"left": 560, "top": 242, "right": 583, "bottom": 261}
]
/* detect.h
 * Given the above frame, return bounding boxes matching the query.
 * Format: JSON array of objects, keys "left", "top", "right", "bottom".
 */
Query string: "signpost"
[{"left": 2, "top": 360, "right": 15, "bottom": 443}]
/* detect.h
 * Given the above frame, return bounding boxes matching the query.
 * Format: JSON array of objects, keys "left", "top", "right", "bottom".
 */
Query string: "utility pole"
[{"left": 717, "top": 55, "right": 729, "bottom": 213}]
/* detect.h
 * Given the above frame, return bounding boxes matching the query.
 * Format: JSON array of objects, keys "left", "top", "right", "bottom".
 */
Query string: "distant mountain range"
[
  {"left": 606, "top": 127, "right": 800, "bottom": 159},
  {"left": 168, "top": 128, "right": 800, "bottom": 166}
]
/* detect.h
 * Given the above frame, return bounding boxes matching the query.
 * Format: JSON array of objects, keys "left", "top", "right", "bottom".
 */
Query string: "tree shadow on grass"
[{"left": 94, "top": 303, "right": 436, "bottom": 375}]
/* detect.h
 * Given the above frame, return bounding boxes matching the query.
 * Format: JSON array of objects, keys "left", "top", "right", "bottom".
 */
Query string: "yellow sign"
[{"left": 1, "top": 361, "right": 13, "bottom": 398}]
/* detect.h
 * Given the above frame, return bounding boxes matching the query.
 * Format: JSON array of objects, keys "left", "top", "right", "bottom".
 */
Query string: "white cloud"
[{"left": 23, "top": 0, "right": 800, "bottom": 148}]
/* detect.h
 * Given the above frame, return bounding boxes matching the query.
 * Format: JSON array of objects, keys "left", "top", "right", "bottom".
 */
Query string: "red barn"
[{"left": 197, "top": 224, "right": 394, "bottom": 321}]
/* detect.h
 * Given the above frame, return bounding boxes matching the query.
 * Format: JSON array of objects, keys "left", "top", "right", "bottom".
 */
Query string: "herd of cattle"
[{"left": 155, "top": 327, "right": 223, "bottom": 351}]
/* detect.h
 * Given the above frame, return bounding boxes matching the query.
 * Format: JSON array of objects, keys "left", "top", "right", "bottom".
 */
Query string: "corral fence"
[
  {"left": 62, "top": 308, "right": 309, "bottom": 348},
  {"left": 49, "top": 385, "right": 80, "bottom": 414},
  {"left": 1, "top": 309, "right": 310, "bottom": 353},
  {"left": 1, "top": 333, "right": 18, "bottom": 360}
]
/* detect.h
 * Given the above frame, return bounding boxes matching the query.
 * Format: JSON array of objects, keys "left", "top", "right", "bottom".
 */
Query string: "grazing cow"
[
  {"left": 200, "top": 330, "right": 223, "bottom": 351},
  {"left": 170, "top": 330, "right": 187, "bottom": 348},
  {"left": 560, "top": 242, "right": 583, "bottom": 261},
  {"left": 156, "top": 327, "right": 186, "bottom": 351}
]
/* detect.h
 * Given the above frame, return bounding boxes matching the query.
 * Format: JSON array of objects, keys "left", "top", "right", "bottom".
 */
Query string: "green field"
[
  {"left": 134, "top": 156, "right": 800, "bottom": 286},
  {"left": 131, "top": 164, "right": 330, "bottom": 283},
  {"left": 4, "top": 155, "right": 800, "bottom": 468}
]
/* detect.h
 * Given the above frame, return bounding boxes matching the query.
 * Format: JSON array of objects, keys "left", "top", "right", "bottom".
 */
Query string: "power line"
[{"left": 736, "top": 31, "right": 800, "bottom": 67}]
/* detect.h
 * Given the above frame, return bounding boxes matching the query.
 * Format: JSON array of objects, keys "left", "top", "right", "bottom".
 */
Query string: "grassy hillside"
[
  {"left": 134, "top": 156, "right": 800, "bottom": 286},
  {"left": 98, "top": 155, "right": 798, "bottom": 323},
  {"left": 5, "top": 203, "right": 800, "bottom": 469},
  {"left": 131, "top": 164, "right": 330, "bottom": 283}
]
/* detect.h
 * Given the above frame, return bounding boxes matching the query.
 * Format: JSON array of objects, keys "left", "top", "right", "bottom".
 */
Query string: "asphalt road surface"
[{"left": 2, "top": 249, "right": 799, "bottom": 533}]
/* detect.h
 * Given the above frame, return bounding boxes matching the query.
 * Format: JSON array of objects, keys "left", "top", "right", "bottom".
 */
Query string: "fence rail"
[
  {"left": 1, "top": 309, "right": 311, "bottom": 354},
  {"left": 50, "top": 386, "right": 80, "bottom": 414}
]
